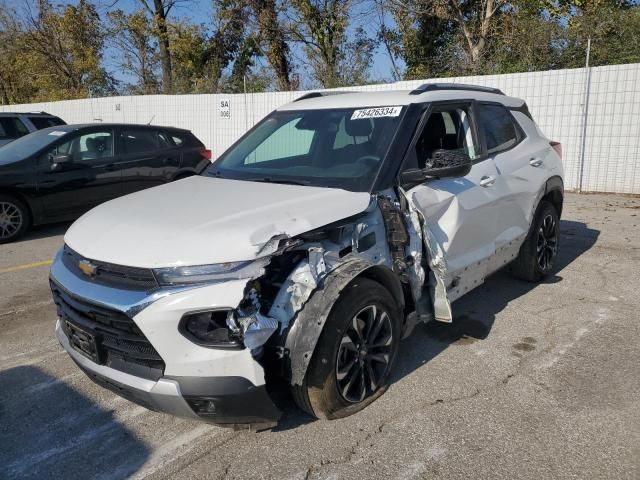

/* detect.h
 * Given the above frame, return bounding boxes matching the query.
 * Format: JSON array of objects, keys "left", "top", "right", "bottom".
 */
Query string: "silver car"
[{"left": 0, "top": 112, "right": 66, "bottom": 147}]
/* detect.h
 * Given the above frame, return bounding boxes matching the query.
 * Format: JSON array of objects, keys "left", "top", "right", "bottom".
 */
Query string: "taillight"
[
  {"left": 550, "top": 141, "right": 562, "bottom": 159},
  {"left": 199, "top": 148, "right": 212, "bottom": 161}
]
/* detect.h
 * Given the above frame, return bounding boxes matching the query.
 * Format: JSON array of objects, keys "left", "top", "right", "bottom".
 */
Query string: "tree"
[
  {"left": 108, "top": 10, "right": 160, "bottom": 94},
  {"left": 387, "top": 0, "right": 508, "bottom": 74},
  {"left": 287, "top": 0, "right": 375, "bottom": 87},
  {"left": 19, "top": 0, "right": 114, "bottom": 100},
  {"left": 135, "top": 0, "right": 192, "bottom": 93},
  {"left": 249, "top": 0, "right": 292, "bottom": 90}
]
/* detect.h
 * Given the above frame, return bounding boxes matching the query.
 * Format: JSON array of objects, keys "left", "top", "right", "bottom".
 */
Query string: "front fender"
[{"left": 284, "top": 258, "right": 375, "bottom": 386}]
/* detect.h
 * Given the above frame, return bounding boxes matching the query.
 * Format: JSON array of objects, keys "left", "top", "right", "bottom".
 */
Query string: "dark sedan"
[{"left": 0, "top": 123, "right": 211, "bottom": 243}]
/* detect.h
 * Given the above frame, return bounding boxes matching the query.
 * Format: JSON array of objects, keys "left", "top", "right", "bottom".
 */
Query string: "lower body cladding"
[{"left": 51, "top": 257, "right": 283, "bottom": 427}]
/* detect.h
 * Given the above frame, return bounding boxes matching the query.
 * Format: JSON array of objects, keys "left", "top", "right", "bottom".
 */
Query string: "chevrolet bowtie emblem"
[{"left": 78, "top": 259, "right": 97, "bottom": 277}]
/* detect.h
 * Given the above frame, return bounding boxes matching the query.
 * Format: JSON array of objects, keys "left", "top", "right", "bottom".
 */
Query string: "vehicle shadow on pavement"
[
  {"left": 390, "top": 219, "right": 600, "bottom": 384},
  {"left": 18, "top": 222, "right": 71, "bottom": 242},
  {"left": 0, "top": 365, "right": 149, "bottom": 480}
]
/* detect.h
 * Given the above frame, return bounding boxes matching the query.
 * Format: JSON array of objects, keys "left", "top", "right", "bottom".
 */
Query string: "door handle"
[
  {"left": 479, "top": 175, "right": 496, "bottom": 187},
  {"left": 104, "top": 163, "right": 117, "bottom": 171},
  {"left": 529, "top": 157, "right": 543, "bottom": 167}
]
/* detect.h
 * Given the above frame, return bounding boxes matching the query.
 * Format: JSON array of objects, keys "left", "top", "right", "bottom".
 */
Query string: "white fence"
[{"left": 3, "top": 63, "right": 640, "bottom": 194}]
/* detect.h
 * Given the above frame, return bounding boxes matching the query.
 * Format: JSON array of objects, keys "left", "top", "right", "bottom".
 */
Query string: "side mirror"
[
  {"left": 400, "top": 150, "right": 472, "bottom": 189},
  {"left": 51, "top": 153, "right": 72, "bottom": 165}
]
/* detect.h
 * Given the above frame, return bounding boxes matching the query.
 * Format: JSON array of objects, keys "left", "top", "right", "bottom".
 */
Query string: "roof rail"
[
  {"left": 293, "top": 91, "right": 352, "bottom": 102},
  {"left": 409, "top": 83, "right": 504, "bottom": 96}
]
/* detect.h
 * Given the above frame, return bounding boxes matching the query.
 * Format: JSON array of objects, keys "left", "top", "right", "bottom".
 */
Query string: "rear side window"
[
  {"left": 123, "top": 129, "right": 159, "bottom": 154},
  {"left": 28, "top": 116, "right": 65, "bottom": 130},
  {"left": 0, "top": 117, "right": 29, "bottom": 139},
  {"left": 477, "top": 104, "right": 519, "bottom": 154},
  {"left": 170, "top": 131, "right": 202, "bottom": 148}
]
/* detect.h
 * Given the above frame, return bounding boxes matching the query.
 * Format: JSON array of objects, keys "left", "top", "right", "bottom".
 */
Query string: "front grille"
[
  {"left": 62, "top": 245, "right": 158, "bottom": 290},
  {"left": 52, "top": 280, "right": 165, "bottom": 381}
]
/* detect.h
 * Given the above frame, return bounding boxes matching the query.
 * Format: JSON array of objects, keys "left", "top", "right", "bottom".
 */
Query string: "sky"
[{"left": 87, "top": 0, "right": 401, "bottom": 89}]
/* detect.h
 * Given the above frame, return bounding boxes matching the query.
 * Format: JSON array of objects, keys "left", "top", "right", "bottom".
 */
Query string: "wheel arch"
[
  {"left": 283, "top": 259, "right": 404, "bottom": 386},
  {"left": 542, "top": 175, "right": 564, "bottom": 218}
]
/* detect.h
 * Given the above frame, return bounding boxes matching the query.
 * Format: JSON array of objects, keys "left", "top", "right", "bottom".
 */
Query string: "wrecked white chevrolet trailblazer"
[{"left": 50, "top": 84, "right": 564, "bottom": 427}]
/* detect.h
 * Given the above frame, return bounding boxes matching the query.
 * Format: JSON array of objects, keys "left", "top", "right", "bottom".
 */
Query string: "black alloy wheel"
[{"left": 336, "top": 304, "right": 394, "bottom": 403}]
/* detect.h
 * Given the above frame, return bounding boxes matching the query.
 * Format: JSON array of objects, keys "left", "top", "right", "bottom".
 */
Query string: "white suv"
[{"left": 50, "top": 84, "right": 564, "bottom": 428}]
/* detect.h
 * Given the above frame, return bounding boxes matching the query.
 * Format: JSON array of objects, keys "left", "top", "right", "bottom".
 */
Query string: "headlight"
[{"left": 154, "top": 261, "right": 252, "bottom": 286}]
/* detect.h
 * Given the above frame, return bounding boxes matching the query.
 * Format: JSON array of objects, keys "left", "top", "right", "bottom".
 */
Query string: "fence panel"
[{"left": 2, "top": 63, "right": 639, "bottom": 193}]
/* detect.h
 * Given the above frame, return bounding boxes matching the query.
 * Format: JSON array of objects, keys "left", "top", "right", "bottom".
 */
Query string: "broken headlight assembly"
[
  {"left": 178, "top": 310, "right": 243, "bottom": 349},
  {"left": 179, "top": 309, "right": 278, "bottom": 351}
]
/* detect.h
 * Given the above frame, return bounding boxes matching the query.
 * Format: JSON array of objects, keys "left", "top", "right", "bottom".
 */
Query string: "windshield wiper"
[{"left": 246, "top": 177, "right": 311, "bottom": 186}]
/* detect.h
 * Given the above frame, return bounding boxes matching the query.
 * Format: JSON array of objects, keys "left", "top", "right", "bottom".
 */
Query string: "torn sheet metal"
[{"left": 404, "top": 189, "right": 454, "bottom": 323}]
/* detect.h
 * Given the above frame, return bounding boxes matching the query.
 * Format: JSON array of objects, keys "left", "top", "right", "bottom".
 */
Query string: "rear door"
[
  {"left": 403, "top": 102, "right": 501, "bottom": 320},
  {"left": 37, "top": 128, "right": 122, "bottom": 219},
  {"left": 477, "top": 103, "right": 549, "bottom": 271},
  {"left": 119, "top": 127, "right": 174, "bottom": 195}
]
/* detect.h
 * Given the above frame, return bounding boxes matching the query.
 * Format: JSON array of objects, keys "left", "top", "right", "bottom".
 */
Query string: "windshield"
[
  {"left": 0, "top": 127, "right": 72, "bottom": 164},
  {"left": 207, "top": 107, "right": 405, "bottom": 191}
]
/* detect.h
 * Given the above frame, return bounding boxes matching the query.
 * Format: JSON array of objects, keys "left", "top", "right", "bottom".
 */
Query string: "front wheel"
[
  {"left": 0, "top": 195, "right": 31, "bottom": 244},
  {"left": 292, "top": 278, "right": 401, "bottom": 419},
  {"left": 511, "top": 200, "right": 560, "bottom": 282}
]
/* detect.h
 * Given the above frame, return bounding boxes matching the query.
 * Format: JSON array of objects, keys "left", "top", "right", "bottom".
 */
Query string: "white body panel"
[
  {"left": 132, "top": 279, "right": 264, "bottom": 382},
  {"left": 64, "top": 175, "right": 371, "bottom": 268}
]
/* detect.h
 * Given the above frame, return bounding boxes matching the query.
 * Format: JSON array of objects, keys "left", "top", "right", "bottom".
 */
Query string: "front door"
[
  {"left": 402, "top": 103, "right": 501, "bottom": 321},
  {"left": 37, "top": 128, "right": 121, "bottom": 220}
]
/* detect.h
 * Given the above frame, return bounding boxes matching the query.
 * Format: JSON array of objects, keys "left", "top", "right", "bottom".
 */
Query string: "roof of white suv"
[{"left": 278, "top": 85, "right": 525, "bottom": 111}]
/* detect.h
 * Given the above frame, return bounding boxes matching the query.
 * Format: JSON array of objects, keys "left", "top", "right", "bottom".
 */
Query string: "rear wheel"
[
  {"left": 0, "top": 195, "right": 30, "bottom": 244},
  {"left": 292, "top": 278, "right": 401, "bottom": 419},
  {"left": 511, "top": 201, "right": 560, "bottom": 282}
]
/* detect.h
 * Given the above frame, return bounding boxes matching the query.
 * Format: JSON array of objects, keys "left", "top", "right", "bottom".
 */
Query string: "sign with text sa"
[{"left": 219, "top": 99, "right": 231, "bottom": 119}]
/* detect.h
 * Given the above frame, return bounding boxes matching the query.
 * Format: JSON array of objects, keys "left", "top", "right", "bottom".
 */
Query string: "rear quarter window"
[
  {"left": 0, "top": 117, "right": 29, "bottom": 139},
  {"left": 28, "top": 116, "right": 66, "bottom": 130},
  {"left": 477, "top": 104, "right": 520, "bottom": 154},
  {"left": 170, "top": 131, "right": 203, "bottom": 148}
]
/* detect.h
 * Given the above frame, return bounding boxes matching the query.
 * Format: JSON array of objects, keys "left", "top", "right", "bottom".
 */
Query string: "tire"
[
  {"left": 510, "top": 200, "right": 560, "bottom": 282},
  {"left": 292, "top": 278, "right": 402, "bottom": 419},
  {"left": 0, "top": 194, "right": 31, "bottom": 244}
]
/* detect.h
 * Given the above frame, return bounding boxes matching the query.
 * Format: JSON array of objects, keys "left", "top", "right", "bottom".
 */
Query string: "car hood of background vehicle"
[{"left": 64, "top": 176, "right": 372, "bottom": 268}]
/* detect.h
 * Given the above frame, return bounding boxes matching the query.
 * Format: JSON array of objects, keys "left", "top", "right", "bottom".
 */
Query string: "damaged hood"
[{"left": 65, "top": 176, "right": 371, "bottom": 268}]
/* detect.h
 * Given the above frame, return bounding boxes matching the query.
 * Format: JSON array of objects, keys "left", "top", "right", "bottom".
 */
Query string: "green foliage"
[
  {"left": 1, "top": 0, "right": 639, "bottom": 102},
  {"left": 0, "top": 0, "right": 114, "bottom": 103}
]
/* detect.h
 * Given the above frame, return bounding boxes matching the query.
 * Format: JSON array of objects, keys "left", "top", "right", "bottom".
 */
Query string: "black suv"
[
  {"left": 0, "top": 112, "right": 66, "bottom": 147},
  {"left": 0, "top": 123, "right": 211, "bottom": 243}
]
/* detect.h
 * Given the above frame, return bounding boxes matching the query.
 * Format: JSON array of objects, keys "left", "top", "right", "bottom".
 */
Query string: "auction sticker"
[
  {"left": 351, "top": 106, "right": 402, "bottom": 120},
  {"left": 48, "top": 131, "right": 67, "bottom": 136}
]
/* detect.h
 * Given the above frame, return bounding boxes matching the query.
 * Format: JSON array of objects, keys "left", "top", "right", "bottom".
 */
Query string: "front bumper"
[
  {"left": 56, "top": 321, "right": 281, "bottom": 426},
  {"left": 51, "top": 250, "right": 281, "bottom": 426}
]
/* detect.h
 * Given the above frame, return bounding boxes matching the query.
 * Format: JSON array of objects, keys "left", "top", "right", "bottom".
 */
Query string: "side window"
[
  {"left": 171, "top": 135, "right": 184, "bottom": 146},
  {"left": 413, "top": 106, "right": 479, "bottom": 168},
  {"left": 0, "top": 117, "right": 29, "bottom": 139},
  {"left": 245, "top": 118, "right": 314, "bottom": 164},
  {"left": 47, "top": 131, "right": 114, "bottom": 162},
  {"left": 28, "top": 116, "right": 65, "bottom": 130},
  {"left": 158, "top": 131, "right": 173, "bottom": 148},
  {"left": 123, "top": 129, "right": 159, "bottom": 154},
  {"left": 477, "top": 104, "right": 519, "bottom": 154}
]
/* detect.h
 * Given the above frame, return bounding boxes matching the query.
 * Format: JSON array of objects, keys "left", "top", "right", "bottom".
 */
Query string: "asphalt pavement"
[{"left": 0, "top": 192, "right": 639, "bottom": 480}]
